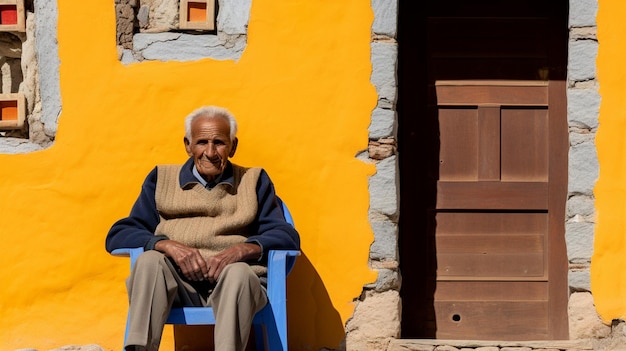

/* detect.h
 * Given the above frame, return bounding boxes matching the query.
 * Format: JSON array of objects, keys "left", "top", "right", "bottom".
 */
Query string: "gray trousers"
[{"left": 125, "top": 250, "right": 268, "bottom": 351}]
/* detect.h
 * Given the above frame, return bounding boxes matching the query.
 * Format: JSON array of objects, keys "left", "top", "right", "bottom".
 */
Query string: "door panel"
[
  {"left": 436, "top": 182, "right": 549, "bottom": 210},
  {"left": 501, "top": 108, "right": 549, "bottom": 181},
  {"left": 433, "top": 301, "right": 549, "bottom": 339}
]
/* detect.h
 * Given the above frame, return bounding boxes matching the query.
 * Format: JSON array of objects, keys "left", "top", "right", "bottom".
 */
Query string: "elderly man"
[{"left": 106, "top": 106, "right": 300, "bottom": 351}]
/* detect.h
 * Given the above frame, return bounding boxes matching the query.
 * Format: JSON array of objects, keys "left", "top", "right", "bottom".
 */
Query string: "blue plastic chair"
[{"left": 112, "top": 201, "right": 300, "bottom": 351}]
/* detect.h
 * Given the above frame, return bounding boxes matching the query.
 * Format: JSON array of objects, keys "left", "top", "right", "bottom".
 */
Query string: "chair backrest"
[
  {"left": 277, "top": 197, "right": 297, "bottom": 275},
  {"left": 277, "top": 196, "right": 295, "bottom": 227}
]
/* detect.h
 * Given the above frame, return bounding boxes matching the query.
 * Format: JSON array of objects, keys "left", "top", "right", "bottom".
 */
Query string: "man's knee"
[
  {"left": 219, "top": 262, "right": 258, "bottom": 287},
  {"left": 131, "top": 250, "right": 169, "bottom": 277},
  {"left": 135, "top": 250, "right": 165, "bottom": 266}
]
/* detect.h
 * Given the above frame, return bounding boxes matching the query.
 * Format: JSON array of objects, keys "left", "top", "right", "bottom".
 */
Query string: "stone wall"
[
  {"left": 566, "top": 0, "right": 607, "bottom": 340},
  {"left": 0, "top": 0, "right": 59, "bottom": 153},
  {"left": 351, "top": 0, "right": 613, "bottom": 348},
  {"left": 346, "top": 0, "right": 401, "bottom": 349},
  {"left": 115, "top": 0, "right": 250, "bottom": 63}
]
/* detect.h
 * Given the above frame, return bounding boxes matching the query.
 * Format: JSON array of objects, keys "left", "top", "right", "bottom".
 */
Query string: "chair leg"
[
  {"left": 263, "top": 318, "right": 288, "bottom": 351},
  {"left": 253, "top": 324, "right": 266, "bottom": 351}
]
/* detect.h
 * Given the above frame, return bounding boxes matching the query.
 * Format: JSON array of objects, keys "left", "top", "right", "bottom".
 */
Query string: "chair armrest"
[
  {"left": 111, "top": 247, "right": 299, "bottom": 285},
  {"left": 111, "top": 248, "right": 132, "bottom": 257},
  {"left": 111, "top": 247, "right": 145, "bottom": 268},
  {"left": 266, "top": 250, "right": 300, "bottom": 303},
  {"left": 268, "top": 250, "right": 300, "bottom": 274}
]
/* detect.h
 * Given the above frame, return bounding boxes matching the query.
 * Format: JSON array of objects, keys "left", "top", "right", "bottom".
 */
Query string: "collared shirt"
[{"left": 191, "top": 163, "right": 225, "bottom": 189}]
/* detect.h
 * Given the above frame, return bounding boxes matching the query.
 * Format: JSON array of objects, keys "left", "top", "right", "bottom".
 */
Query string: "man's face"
[{"left": 184, "top": 116, "right": 238, "bottom": 182}]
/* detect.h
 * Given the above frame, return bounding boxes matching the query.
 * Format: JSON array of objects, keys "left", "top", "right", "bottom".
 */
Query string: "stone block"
[
  {"left": 569, "top": 268, "right": 591, "bottom": 291},
  {"left": 369, "top": 107, "right": 396, "bottom": 139},
  {"left": 216, "top": 0, "right": 251, "bottom": 35},
  {"left": 570, "top": 0, "right": 598, "bottom": 28},
  {"left": 346, "top": 290, "right": 401, "bottom": 351},
  {"left": 566, "top": 194, "right": 595, "bottom": 220},
  {"left": 567, "top": 88, "right": 600, "bottom": 129},
  {"left": 372, "top": 0, "right": 397, "bottom": 38},
  {"left": 568, "top": 141, "right": 598, "bottom": 195},
  {"left": 369, "top": 155, "right": 398, "bottom": 216},
  {"left": 139, "top": 0, "right": 178, "bottom": 32},
  {"left": 568, "top": 40, "right": 598, "bottom": 82},
  {"left": 568, "top": 291, "right": 610, "bottom": 339},
  {"left": 565, "top": 221, "right": 595, "bottom": 261},
  {"left": 34, "top": 0, "right": 61, "bottom": 137},
  {"left": 371, "top": 42, "right": 397, "bottom": 108},
  {"left": 134, "top": 32, "right": 245, "bottom": 62},
  {"left": 370, "top": 219, "right": 398, "bottom": 261}
]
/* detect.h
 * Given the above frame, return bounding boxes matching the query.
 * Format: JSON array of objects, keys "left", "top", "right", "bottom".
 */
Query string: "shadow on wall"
[{"left": 172, "top": 252, "right": 345, "bottom": 350}]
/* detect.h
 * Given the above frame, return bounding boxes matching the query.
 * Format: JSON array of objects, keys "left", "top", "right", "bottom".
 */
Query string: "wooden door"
[
  {"left": 432, "top": 80, "right": 568, "bottom": 340},
  {"left": 398, "top": 0, "right": 569, "bottom": 340}
]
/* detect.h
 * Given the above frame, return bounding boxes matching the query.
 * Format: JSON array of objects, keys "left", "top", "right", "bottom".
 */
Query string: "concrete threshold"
[{"left": 389, "top": 338, "right": 596, "bottom": 351}]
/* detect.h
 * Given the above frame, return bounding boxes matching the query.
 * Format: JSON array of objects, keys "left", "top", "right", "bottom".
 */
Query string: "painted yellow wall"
[
  {"left": 593, "top": 0, "right": 626, "bottom": 324},
  {"left": 0, "top": 1, "right": 377, "bottom": 350}
]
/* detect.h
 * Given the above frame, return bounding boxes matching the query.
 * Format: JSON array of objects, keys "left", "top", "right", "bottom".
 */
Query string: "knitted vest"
[{"left": 154, "top": 164, "right": 266, "bottom": 275}]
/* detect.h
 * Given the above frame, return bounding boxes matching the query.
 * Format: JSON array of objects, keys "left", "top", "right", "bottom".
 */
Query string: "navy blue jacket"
[{"left": 105, "top": 158, "right": 300, "bottom": 261}]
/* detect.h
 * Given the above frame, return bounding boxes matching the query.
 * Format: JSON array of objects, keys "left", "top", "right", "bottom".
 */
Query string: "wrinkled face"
[{"left": 184, "top": 116, "right": 238, "bottom": 182}]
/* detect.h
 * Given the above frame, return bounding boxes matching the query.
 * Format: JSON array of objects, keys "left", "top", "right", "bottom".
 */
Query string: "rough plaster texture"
[
  {"left": 22, "top": 11, "right": 46, "bottom": 146},
  {"left": 132, "top": 32, "right": 245, "bottom": 62},
  {"left": 33, "top": 0, "right": 60, "bottom": 138}
]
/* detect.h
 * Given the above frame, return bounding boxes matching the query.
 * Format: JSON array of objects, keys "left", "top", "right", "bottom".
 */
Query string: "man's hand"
[
  {"left": 205, "top": 243, "right": 262, "bottom": 283},
  {"left": 154, "top": 240, "right": 209, "bottom": 282}
]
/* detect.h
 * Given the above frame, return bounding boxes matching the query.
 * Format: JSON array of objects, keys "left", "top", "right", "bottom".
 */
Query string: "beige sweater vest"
[{"left": 154, "top": 164, "right": 266, "bottom": 275}]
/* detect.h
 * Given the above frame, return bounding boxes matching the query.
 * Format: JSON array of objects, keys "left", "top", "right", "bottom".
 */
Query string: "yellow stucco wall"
[
  {"left": 0, "top": 1, "right": 377, "bottom": 350},
  {"left": 593, "top": 0, "right": 626, "bottom": 324}
]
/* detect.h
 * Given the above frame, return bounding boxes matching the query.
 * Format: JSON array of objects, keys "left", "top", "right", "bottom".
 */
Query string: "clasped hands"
[{"left": 154, "top": 240, "right": 262, "bottom": 282}]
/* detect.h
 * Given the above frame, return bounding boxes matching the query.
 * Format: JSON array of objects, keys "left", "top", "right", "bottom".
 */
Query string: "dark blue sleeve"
[
  {"left": 245, "top": 169, "right": 300, "bottom": 258},
  {"left": 105, "top": 167, "right": 167, "bottom": 252}
]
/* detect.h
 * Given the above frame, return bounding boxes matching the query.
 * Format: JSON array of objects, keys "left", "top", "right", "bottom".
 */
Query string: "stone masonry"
[
  {"left": 0, "top": 0, "right": 59, "bottom": 153},
  {"left": 566, "top": 0, "right": 607, "bottom": 342}
]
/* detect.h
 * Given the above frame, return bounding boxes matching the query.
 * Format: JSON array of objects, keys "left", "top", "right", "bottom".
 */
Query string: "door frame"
[{"left": 397, "top": 0, "right": 570, "bottom": 340}]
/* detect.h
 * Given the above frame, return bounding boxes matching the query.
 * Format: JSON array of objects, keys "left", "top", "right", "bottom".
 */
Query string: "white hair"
[{"left": 184, "top": 106, "right": 238, "bottom": 141}]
